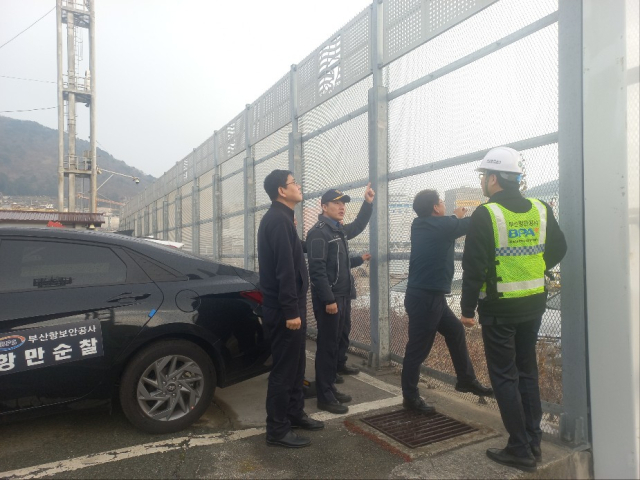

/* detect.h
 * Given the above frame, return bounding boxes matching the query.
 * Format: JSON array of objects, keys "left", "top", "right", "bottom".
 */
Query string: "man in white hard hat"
[{"left": 460, "top": 147, "right": 567, "bottom": 473}]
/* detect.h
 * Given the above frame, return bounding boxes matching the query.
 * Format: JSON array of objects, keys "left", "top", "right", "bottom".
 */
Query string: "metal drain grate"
[{"left": 361, "top": 409, "right": 477, "bottom": 449}]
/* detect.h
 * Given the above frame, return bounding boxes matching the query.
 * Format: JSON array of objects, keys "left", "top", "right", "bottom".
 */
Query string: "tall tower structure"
[{"left": 56, "top": 0, "right": 97, "bottom": 212}]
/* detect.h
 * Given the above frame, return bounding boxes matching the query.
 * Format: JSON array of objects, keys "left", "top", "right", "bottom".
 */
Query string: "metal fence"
[{"left": 120, "top": 0, "right": 639, "bottom": 446}]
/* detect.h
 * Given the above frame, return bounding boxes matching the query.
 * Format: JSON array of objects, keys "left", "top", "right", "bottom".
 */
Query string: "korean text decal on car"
[{"left": 0, "top": 319, "right": 104, "bottom": 376}]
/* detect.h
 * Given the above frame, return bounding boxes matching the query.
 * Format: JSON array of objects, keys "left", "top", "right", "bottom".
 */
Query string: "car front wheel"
[{"left": 119, "top": 339, "right": 216, "bottom": 434}]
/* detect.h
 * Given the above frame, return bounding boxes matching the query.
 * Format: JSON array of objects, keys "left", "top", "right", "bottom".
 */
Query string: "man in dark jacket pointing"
[
  {"left": 307, "top": 184, "right": 374, "bottom": 414},
  {"left": 401, "top": 189, "right": 492, "bottom": 415}
]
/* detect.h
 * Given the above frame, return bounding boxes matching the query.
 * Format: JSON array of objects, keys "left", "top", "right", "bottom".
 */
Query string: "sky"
[{"left": 0, "top": 0, "right": 372, "bottom": 178}]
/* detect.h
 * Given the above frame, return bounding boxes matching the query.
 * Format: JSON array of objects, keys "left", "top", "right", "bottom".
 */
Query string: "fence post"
[
  {"left": 193, "top": 183, "right": 200, "bottom": 255},
  {"left": 212, "top": 131, "right": 221, "bottom": 261},
  {"left": 583, "top": 1, "right": 639, "bottom": 476},
  {"left": 368, "top": 0, "right": 390, "bottom": 368},
  {"left": 192, "top": 149, "right": 200, "bottom": 255},
  {"left": 175, "top": 188, "right": 182, "bottom": 243},
  {"left": 288, "top": 64, "right": 303, "bottom": 238},
  {"left": 558, "top": 0, "right": 589, "bottom": 447},
  {"left": 244, "top": 104, "right": 256, "bottom": 270},
  {"left": 162, "top": 200, "right": 168, "bottom": 240},
  {"left": 152, "top": 201, "right": 158, "bottom": 237}
]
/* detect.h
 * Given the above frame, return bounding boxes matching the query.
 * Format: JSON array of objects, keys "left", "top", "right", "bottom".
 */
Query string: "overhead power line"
[
  {"left": 0, "top": 75, "right": 55, "bottom": 84},
  {"left": 0, "top": 106, "right": 56, "bottom": 113},
  {"left": 0, "top": 6, "right": 56, "bottom": 51}
]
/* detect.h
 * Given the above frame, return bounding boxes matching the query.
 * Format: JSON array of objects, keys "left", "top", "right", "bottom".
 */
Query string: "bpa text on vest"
[{"left": 509, "top": 228, "right": 536, "bottom": 238}]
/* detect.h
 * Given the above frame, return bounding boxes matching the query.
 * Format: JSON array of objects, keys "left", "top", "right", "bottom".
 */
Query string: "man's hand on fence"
[
  {"left": 361, "top": 253, "right": 371, "bottom": 262},
  {"left": 453, "top": 206, "right": 468, "bottom": 219}
]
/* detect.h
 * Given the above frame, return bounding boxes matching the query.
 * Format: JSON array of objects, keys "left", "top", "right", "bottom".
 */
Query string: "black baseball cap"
[{"left": 321, "top": 189, "right": 351, "bottom": 205}]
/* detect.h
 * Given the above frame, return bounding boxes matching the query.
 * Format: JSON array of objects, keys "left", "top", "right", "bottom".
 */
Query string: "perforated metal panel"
[
  {"left": 385, "top": 0, "right": 558, "bottom": 93},
  {"left": 181, "top": 183, "right": 194, "bottom": 252},
  {"left": 254, "top": 126, "right": 292, "bottom": 206},
  {"left": 389, "top": 26, "right": 558, "bottom": 174},
  {"left": 156, "top": 199, "right": 164, "bottom": 239},
  {"left": 253, "top": 207, "right": 269, "bottom": 271},
  {"left": 302, "top": 115, "right": 369, "bottom": 209},
  {"left": 194, "top": 136, "right": 215, "bottom": 178},
  {"left": 216, "top": 112, "right": 246, "bottom": 164},
  {"left": 250, "top": 75, "right": 291, "bottom": 145},
  {"left": 199, "top": 220, "right": 215, "bottom": 258},
  {"left": 297, "top": 6, "right": 371, "bottom": 116},
  {"left": 299, "top": 76, "right": 372, "bottom": 136},
  {"left": 167, "top": 191, "right": 176, "bottom": 242},
  {"left": 383, "top": 0, "right": 497, "bottom": 65},
  {"left": 199, "top": 182, "right": 214, "bottom": 222},
  {"left": 220, "top": 154, "right": 245, "bottom": 216},
  {"left": 220, "top": 214, "right": 244, "bottom": 267}
]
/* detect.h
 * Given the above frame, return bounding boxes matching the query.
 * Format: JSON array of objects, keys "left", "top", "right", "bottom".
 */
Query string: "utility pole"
[{"left": 57, "top": 0, "right": 97, "bottom": 212}]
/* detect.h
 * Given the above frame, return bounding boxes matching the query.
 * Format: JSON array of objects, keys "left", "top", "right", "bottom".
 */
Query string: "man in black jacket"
[
  {"left": 401, "top": 189, "right": 493, "bottom": 415},
  {"left": 460, "top": 147, "right": 567, "bottom": 472},
  {"left": 257, "top": 170, "right": 324, "bottom": 449},
  {"left": 307, "top": 184, "right": 374, "bottom": 414}
]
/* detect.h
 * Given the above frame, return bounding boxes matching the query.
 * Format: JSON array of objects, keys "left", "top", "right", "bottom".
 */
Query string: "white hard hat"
[{"left": 476, "top": 146, "right": 524, "bottom": 175}]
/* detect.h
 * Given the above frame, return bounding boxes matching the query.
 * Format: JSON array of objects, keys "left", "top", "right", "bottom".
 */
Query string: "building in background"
[{"left": 0, "top": 210, "right": 104, "bottom": 229}]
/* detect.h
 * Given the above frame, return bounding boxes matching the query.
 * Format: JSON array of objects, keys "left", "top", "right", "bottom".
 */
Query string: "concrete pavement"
[{"left": 0, "top": 340, "right": 591, "bottom": 479}]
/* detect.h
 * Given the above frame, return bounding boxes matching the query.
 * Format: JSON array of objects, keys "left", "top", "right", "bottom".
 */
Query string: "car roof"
[
  {"left": 0, "top": 227, "right": 201, "bottom": 262},
  {"left": 0, "top": 227, "right": 255, "bottom": 282}
]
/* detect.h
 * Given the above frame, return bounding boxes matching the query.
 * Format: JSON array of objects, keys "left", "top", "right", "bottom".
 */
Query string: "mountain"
[{"left": 0, "top": 115, "right": 155, "bottom": 202}]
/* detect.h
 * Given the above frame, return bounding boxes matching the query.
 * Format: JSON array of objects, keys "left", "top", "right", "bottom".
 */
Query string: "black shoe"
[
  {"left": 334, "top": 390, "right": 352, "bottom": 404},
  {"left": 334, "top": 374, "right": 344, "bottom": 384},
  {"left": 402, "top": 396, "right": 436, "bottom": 415},
  {"left": 486, "top": 448, "right": 537, "bottom": 472},
  {"left": 338, "top": 364, "right": 360, "bottom": 375},
  {"left": 266, "top": 431, "right": 311, "bottom": 448},
  {"left": 289, "top": 413, "right": 324, "bottom": 431},
  {"left": 455, "top": 379, "right": 494, "bottom": 396},
  {"left": 530, "top": 444, "right": 542, "bottom": 462},
  {"left": 317, "top": 400, "right": 349, "bottom": 414}
]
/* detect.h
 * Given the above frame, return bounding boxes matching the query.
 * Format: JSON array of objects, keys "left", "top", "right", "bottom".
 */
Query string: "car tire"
[{"left": 119, "top": 339, "right": 216, "bottom": 434}]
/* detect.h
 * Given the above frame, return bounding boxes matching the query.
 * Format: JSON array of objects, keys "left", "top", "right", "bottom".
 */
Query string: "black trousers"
[
  {"left": 337, "top": 299, "right": 352, "bottom": 369},
  {"left": 481, "top": 317, "right": 542, "bottom": 457},
  {"left": 262, "top": 300, "right": 307, "bottom": 439},
  {"left": 313, "top": 294, "right": 348, "bottom": 403},
  {"left": 401, "top": 290, "right": 476, "bottom": 399}
]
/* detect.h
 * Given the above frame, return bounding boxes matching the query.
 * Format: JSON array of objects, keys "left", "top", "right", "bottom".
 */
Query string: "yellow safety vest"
[{"left": 480, "top": 199, "right": 547, "bottom": 299}]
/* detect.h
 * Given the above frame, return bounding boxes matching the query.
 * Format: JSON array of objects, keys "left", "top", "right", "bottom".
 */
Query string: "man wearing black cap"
[
  {"left": 257, "top": 169, "right": 324, "bottom": 448},
  {"left": 307, "top": 184, "right": 375, "bottom": 414}
]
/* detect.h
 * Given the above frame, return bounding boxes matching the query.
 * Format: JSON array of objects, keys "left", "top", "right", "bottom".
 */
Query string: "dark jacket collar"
[
  {"left": 489, "top": 189, "right": 524, "bottom": 203},
  {"left": 271, "top": 200, "right": 295, "bottom": 220},
  {"left": 317, "top": 213, "right": 342, "bottom": 230}
]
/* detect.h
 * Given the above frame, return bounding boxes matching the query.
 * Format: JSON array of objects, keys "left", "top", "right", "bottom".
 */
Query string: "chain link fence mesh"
[{"left": 115, "top": 0, "right": 627, "bottom": 438}]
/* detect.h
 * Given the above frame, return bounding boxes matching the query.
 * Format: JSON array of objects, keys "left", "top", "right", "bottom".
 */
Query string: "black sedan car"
[{"left": 0, "top": 227, "right": 269, "bottom": 434}]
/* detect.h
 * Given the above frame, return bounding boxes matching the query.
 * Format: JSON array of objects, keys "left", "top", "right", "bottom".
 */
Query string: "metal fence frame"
[{"left": 120, "top": 0, "right": 638, "bottom": 454}]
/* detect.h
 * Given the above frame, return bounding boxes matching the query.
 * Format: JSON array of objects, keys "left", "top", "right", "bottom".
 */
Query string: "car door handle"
[{"left": 108, "top": 292, "right": 152, "bottom": 303}]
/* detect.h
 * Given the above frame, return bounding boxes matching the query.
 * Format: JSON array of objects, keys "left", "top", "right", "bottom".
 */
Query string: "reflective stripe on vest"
[{"left": 481, "top": 199, "right": 547, "bottom": 299}]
